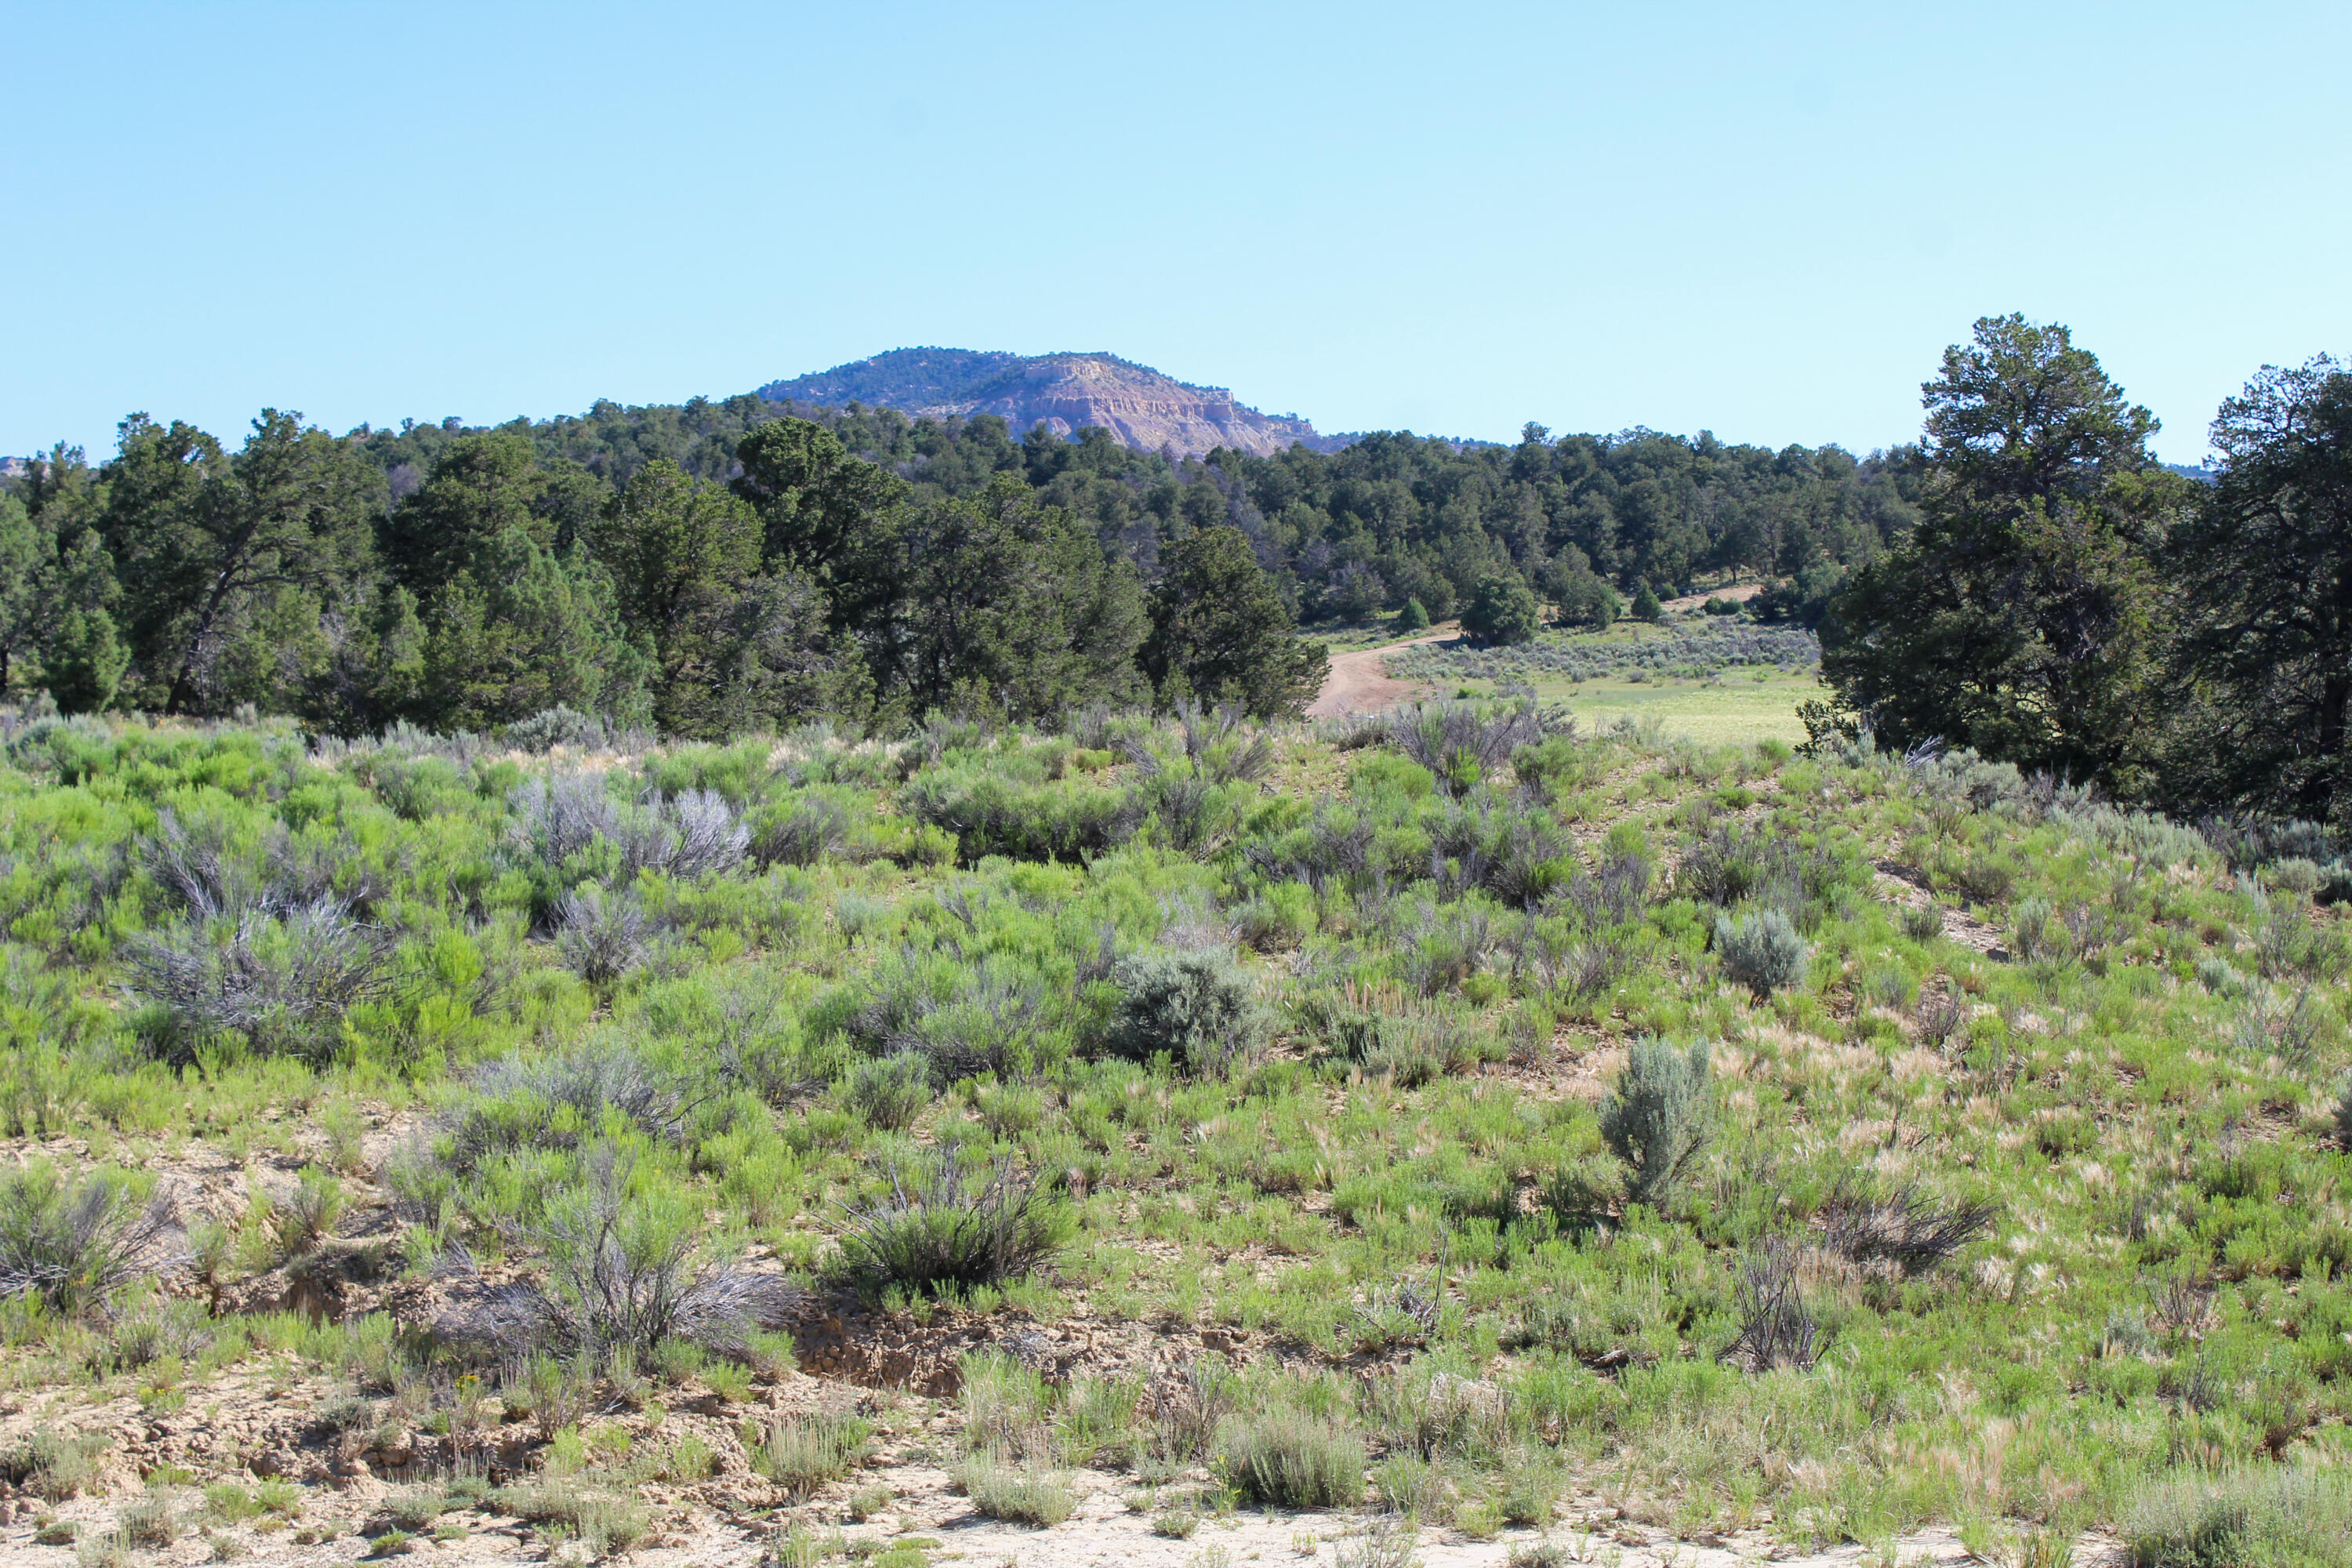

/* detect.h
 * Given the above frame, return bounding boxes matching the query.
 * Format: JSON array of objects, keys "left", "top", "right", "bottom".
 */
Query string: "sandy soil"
[
  {"left": 1658, "top": 584, "right": 1765, "bottom": 614},
  {"left": 1, "top": 1454, "right": 2101, "bottom": 1568},
  {"left": 1306, "top": 635, "right": 1451, "bottom": 719}
]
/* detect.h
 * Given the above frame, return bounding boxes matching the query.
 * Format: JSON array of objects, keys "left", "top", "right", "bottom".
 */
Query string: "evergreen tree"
[
  {"left": 1820, "top": 315, "right": 2186, "bottom": 785},
  {"left": 889, "top": 477, "right": 1146, "bottom": 720},
  {"left": 1141, "top": 525, "right": 1327, "bottom": 719},
  {"left": 99, "top": 410, "right": 381, "bottom": 715},
  {"left": 1462, "top": 572, "right": 1541, "bottom": 646},
  {"left": 419, "top": 529, "right": 649, "bottom": 730},
  {"left": 2165, "top": 356, "right": 2352, "bottom": 823},
  {"left": 731, "top": 416, "right": 906, "bottom": 579}
]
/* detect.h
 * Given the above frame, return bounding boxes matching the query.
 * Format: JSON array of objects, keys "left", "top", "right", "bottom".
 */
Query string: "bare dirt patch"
[{"left": 1307, "top": 633, "right": 1451, "bottom": 718}]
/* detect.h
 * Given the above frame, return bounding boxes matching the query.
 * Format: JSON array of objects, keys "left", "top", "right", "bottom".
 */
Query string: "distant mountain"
[{"left": 756, "top": 348, "right": 1353, "bottom": 459}]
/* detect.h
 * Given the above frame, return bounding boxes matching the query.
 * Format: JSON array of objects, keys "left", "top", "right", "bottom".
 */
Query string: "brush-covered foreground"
[{"left": 0, "top": 702, "right": 2345, "bottom": 1566}]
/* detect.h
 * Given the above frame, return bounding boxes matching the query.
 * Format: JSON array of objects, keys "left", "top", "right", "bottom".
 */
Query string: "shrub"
[
  {"left": 1218, "top": 1412, "right": 1367, "bottom": 1508},
  {"left": 553, "top": 884, "right": 654, "bottom": 983},
  {"left": 375, "top": 1490, "right": 448, "bottom": 1532},
  {"left": 118, "top": 1494, "right": 180, "bottom": 1548},
  {"left": 834, "top": 1144, "right": 1070, "bottom": 1297},
  {"left": 272, "top": 1167, "right": 348, "bottom": 1258},
  {"left": 1724, "top": 1239, "right": 1819, "bottom": 1370},
  {"left": 1714, "top": 909, "right": 1807, "bottom": 996},
  {"left": 1386, "top": 700, "right": 1553, "bottom": 795},
  {"left": 504, "top": 706, "right": 609, "bottom": 752},
  {"left": 129, "top": 900, "right": 391, "bottom": 1065},
  {"left": 2197, "top": 956, "right": 2245, "bottom": 996},
  {"left": 753, "top": 1411, "right": 873, "bottom": 1499},
  {"left": 959, "top": 1349, "right": 1054, "bottom": 1462},
  {"left": 0, "top": 1430, "right": 111, "bottom": 1500},
  {"left": 441, "top": 1042, "right": 686, "bottom": 1174},
  {"left": 102, "top": 1294, "right": 216, "bottom": 1371},
  {"left": 1398, "top": 597, "right": 1430, "bottom": 633},
  {"left": 1903, "top": 902, "right": 1944, "bottom": 942},
  {"left": 633, "top": 789, "right": 751, "bottom": 879},
  {"left": 1058, "top": 1374, "right": 1141, "bottom": 1468},
  {"left": 852, "top": 963, "right": 1051, "bottom": 1084},
  {"left": 2124, "top": 1466, "right": 2352, "bottom": 1566},
  {"left": 1104, "top": 949, "right": 1267, "bottom": 1076},
  {"left": 840, "top": 1054, "right": 932, "bottom": 1131},
  {"left": 954, "top": 1452, "right": 1076, "bottom": 1526},
  {"left": 1598, "top": 1039, "right": 1711, "bottom": 1207},
  {"left": 507, "top": 775, "right": 623, "bottom": 866},
  {"left": 0, "top": 1168, "right": 173, "bottom": 1317},
  {"left": 1821, "top": 1186, "right": 1997, "bottom": 1274},
  {"left": 753, "top": 793, "right": 852, "bottom": 867},
  {"left": 490, "top": 1477, "right": 648, "bottom": 1556},
  {"left": 450, "top": 1149, "right": 790, "bottom": 1367}
]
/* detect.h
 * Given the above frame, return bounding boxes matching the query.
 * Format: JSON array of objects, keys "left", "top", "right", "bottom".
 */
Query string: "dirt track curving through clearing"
[{"left": 1307, "top": 632, "right": 1451, "bottom": 717}]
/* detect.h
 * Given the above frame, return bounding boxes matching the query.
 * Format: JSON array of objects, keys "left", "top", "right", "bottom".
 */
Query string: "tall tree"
[
  {"left": 887, "top": 477, "right": 1147, "bottom": 720},
  {"left": 2164, "top": 357, "right": 2352, "bottom": 824},
  {"left": 592, "top": 460, "right": 782, "bottom": 736},
  {"left": 731, "top": 416, "right": 906, "bottom": 579},
  {"left": 1141, "top": 525, "right": 1327, "bottom": 719},
  {"left": 100, "top": 411, "right": 381, "bottom": 715},
  {"left": 377, "top": 430, "right": 550, "bottom": 596},
  {"left": 419, "top": 528, "right": 649, "bottom": 731},
  {"left": 1818, "top": 315, "right": 2183, "bottom": 784}
]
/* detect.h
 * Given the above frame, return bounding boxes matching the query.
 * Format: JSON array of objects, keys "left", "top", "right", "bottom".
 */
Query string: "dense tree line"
[
  {"left": 0, "top": 387, "right": 1922, "bottom": 736},
  {"left": 1814, "top": 314, "right": 2352, "bottom": 832},
  {"left": 0, "top": 406, "right": 1312, "bottom": 733},
  {"left": 13, "top": 322, "right": 2345, "bottom": 833}
]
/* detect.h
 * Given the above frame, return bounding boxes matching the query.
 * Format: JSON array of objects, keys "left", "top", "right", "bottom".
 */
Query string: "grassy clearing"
[
  {"left": 1392, "top": 615, "right": 1828, "bottom": 745},
  {"left": 0, "top": 702, "right": 2341, "bottom": 1551}
]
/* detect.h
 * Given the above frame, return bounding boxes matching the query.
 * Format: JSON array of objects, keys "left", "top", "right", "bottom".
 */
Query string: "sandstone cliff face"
[{"left": 757, "top": 348, "right": 1346, "bottom": 459}]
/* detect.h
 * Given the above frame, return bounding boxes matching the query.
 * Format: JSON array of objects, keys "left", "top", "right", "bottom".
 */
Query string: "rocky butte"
[{"left": 757, "top": 347, "right": 1353, "bottom": 459}]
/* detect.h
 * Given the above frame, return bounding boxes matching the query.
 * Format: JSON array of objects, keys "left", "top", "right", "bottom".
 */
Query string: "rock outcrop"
[{"left": 757, "top": 348, "right": 1350, "bottom": 459}]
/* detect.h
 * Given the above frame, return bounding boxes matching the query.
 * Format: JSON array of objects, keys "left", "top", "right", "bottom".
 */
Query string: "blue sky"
[{"left": 4, "top": 2, "right": 2344, "bottom": 465}]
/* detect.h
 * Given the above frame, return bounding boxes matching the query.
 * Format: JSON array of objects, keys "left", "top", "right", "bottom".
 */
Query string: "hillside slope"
[{"left": 757, "top": 347, "right": 1349, "bottom": 457}]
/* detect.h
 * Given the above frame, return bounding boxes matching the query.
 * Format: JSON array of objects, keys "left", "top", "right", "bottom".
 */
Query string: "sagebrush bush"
[
  {"left": 0, "top": 1430, "right": 110, "bottom": 1501},
  {"left": 504, "top": 706, "right": 610, "bottom": 752},
  {"left": 129, "top": 900, "right": 391, "bottom": 1064},
  {"left": 2124, "top": 1466, "right": 2352, "bottom": 1566},
  {"left": 554, "top": 884, "right": 655, "bottom": 983},
  {"left": 753, "top": 793, "right": 852, "bottom": 866},
  {"left": 1713, "top": 908, "right": 1807, "bottom": 995},
  {"left": 0, "top": 1167, "right": 173, "bottom": 1317},
  {"left": 1598, "top": 1038, "right": 1710, "bottom": 1207},
  {"left": 449, "top": 1148, "right": 787, "bottom": 1366},
  {"left": 753, "top": 1411, "right": 873, "bottom": 1499},
  {"left": 1822, "top": 1185, "right": 1997, "bottom": 1274},
  {"left": 954, "top": 1451, "right": 1076, "bottom": 1526},
  {"left": 1105, "top": 948, "right": 1266, "bottom": 1075},
  {"left": 839, "top": 1054, "right": 931, "bottom": 1131},
  {"left": 443, "top": 1042, "right": 685, "bottom": 1174},
  {"left": 1386, "top": 699, "right": 1554, "bottom": 794},
  {"left": 835, "top": 1144, "right": 1069, "bottom": 1296},
  {"left": 1218, "top": 1411, "right": 1367, "bottom": 1508}
]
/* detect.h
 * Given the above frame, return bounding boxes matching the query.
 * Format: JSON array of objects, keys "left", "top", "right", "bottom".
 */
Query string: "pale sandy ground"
[
  {"left": 1306, "top": 634, "right": 1450, "bottom": 718},
  {"left": 2, "top": 1458, "right": 2114, "bottom": 1568}
]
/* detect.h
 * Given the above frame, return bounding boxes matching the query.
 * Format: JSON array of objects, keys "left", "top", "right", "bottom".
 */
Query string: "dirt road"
[{"left": 1306, "top": 632, "right": 1451, "bottom": 717}]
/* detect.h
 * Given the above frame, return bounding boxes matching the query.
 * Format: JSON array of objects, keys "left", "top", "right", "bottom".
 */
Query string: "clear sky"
[{"left": 4, "top": 2, "right": 2344, "bottom": 466}]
